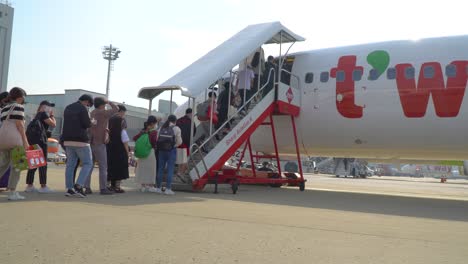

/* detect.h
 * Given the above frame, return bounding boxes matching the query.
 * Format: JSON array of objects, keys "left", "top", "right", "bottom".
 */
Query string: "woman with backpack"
[
  {"left": 155, "top": 115, "right": 182, "bottom": 195},
  {"left": 106, "top": 115, "right": 130, "bottom": 193},
  {"left": 25, "top": 100, "right": 56, "bottom": 193},
  {"left": 133, "top": 116, "right": 159, "bottom": 192}
]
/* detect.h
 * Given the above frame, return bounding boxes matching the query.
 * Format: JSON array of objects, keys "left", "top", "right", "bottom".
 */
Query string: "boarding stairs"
[
  {"left": 136, "top": 22, "right": 307, "bottom": 193},
  {"left": 172, "top": 70, "right": 305, "bottom": 193}
]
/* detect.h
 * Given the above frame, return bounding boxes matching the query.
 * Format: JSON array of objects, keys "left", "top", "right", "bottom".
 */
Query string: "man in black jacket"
[
  {"left": 176, "top": 108, "right": 195, "bottom": 175},
  {"left": 62, "top": 94, "right": 94, "bottom": 198}
]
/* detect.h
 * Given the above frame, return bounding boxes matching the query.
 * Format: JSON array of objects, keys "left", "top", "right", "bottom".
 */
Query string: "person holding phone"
[
  {"left": 85, "top": 97, "right": 118, "bottom": 195},
  {"left": 25, "top": 100, "right": 56, "bottom": 193}
]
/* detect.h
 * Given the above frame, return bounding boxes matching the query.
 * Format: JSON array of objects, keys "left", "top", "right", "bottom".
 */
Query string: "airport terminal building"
[
  {"left": 25, "top": 89, "right": 174, "bottom": 141},
  {"left": 0, "top": 2, "right": 13, "bottom": 92}
]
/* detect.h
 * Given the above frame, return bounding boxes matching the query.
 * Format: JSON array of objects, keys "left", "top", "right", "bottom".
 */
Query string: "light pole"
[{"left": 102, "top": 44, "right": 121, "bottom": 98}]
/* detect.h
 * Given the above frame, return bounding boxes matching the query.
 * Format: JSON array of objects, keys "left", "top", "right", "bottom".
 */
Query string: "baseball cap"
[{"left": 40, "top": 100, "right": 55, "bottom": 107}]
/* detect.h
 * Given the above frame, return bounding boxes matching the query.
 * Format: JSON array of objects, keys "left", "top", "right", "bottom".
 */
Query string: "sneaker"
[
  {"left": 152, "top": 187, "right": 163, "bottom": 194},
  {"left": 74, "top": 184, "right": 87, "bottom": 198},
  {"left": 65, "top": 189, "right": 77, "bottom": 197},
  {"left": 25, "top": 185, "right": 37, "bottom": 193},
  {"left": 84, "top": 188, "right": 93, "bottom": 195},
  {"left": 115, "top": 188, "right": 125, "bottom": 193},
  {"left": 38, "top": 186, "right": 54, "bottom": 193},
  {"left": 100, "top": 188, "right": 114, "bottom": 195},
  {"left": 147, "top": 187, "right": 161, "bottom": 193},
  {"left": 140, "top": 187, "right": 148, "bottom": 193},
  {"left": 8, "top": 191, "right": 25, "bottom": 201},
  {"left": 164, "top": 189, "right": 175, "bottom": 195}
]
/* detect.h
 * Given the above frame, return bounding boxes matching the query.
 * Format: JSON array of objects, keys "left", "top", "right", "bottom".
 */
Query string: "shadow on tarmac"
[
  {"left": 1, "top": 183, "right": 467, "bottom": 222},
  {"left": 198, "top": 185, "right": 468, "bottom": 222}
]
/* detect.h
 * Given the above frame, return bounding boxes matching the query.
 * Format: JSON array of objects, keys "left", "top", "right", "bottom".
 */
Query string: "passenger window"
[
  {"left": 405, "top": 66, "right": 415, "bottom": 80},
  {"left": 352, "top": 69, "right": 362, "bottom": 81},
  {"left": 320, "top": 72, "right": 329, "bottom": 83},
  {"left": 446, "top": 64, "right": 457, "bottom": 77},
  {"left": 336, "top": 71, "right": 345, "bottom": 82},
  {"left": 305, "top": 72, "right": 314, "bottom": 84},
  {"left": 387, "top": 68, "right": 396, "bottom": 79},
  {"left": 369, "top": 69, "right": 379, "bottom": 80},
  {"left": 423, "top": 65, "right": 435, "bottom": 79}
]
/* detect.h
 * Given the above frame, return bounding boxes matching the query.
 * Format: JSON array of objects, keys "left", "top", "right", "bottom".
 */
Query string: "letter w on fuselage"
[{"left": 395, "top": 61, "right": 468, "bottom": 118}]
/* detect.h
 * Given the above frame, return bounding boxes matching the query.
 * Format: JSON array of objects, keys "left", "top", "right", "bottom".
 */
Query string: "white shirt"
[
  {"left": 121, "top": 129, "right": 129, "bottom": 143},
  {"left": 237, "top": 69, "right": 255, "bottom": 90},
  {"left": 171, "top": 124, "right": 183, "bottom": 147}
]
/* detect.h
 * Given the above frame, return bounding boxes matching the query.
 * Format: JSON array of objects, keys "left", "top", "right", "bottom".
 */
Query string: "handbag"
[
  {"left": 0, "top": 106, "right": 24, "bottom": 150},
  {"left": 26, "top": 145, "right": 47, "bottom": 169}
]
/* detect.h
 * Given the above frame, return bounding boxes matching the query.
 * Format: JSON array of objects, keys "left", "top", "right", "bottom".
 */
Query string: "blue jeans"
[
  {"left": 65, "top": 146, "right": 93, "bottom": 189},
  {"left": 156, "top": 148, "right": 176, "bottom": 189}
]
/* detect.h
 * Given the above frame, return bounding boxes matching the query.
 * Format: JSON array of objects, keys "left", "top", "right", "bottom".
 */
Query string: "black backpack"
[
  {"left": 157, "top": 126, "right": 175, "bottom": 151},
  {"left": 26, "top": 117, "right": 47, "bottom": 144}
]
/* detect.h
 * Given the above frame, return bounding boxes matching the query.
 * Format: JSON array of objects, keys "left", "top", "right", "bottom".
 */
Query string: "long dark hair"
[
  {"left": 7, "top": 87, "right": 27, "bottom": 104},
  {"left": 162, "top": 114, "right": 177, "bottom": 129},
  {"left": 108, "top": 116, "right": 124, "bottom": 142},
  {"left": 143, "top": 115, "right": 157, "bottom": 130}
]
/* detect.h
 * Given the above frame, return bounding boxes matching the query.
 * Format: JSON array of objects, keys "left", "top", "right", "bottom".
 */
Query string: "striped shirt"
[{"left": 0, "top": 103, "right": 25, "bottom": 122}]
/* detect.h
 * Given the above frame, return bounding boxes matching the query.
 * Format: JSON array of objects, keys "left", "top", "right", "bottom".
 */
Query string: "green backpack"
[{"left": 134, "top": 132, "right": 153, "bottom": 159}]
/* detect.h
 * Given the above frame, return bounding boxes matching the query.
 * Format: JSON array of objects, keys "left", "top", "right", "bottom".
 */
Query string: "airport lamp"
[{"left": 102, "top": 44, "right": 121, "bottom": 99}]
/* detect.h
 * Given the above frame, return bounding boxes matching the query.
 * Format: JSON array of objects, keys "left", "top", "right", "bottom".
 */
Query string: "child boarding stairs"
[{"left": 171, "top": 87, "right": 275, "bottom": 191}]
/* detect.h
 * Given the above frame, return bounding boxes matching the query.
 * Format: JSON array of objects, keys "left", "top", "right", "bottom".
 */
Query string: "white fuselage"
[{"left": 250, "top": 36, "right": 468, "bottom": 160}]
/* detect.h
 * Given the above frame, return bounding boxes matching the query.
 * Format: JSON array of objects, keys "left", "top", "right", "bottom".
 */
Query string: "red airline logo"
[
  {"left": 331, "top": 56, "right": 364, "bottom": 118},
  {"left": 331, "top": 56, "right": 468, "bottom": 119},
  {"left": 395, "top": 61, "right": 468, "bottom": 118}
]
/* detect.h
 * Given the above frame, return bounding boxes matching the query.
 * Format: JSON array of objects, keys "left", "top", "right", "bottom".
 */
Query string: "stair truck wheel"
[
  {"left": 299, "top": 181, "right": 305, "bottom": 191},
  {"left": 231, "top": 180, "right": 239, "bottom": 194}
]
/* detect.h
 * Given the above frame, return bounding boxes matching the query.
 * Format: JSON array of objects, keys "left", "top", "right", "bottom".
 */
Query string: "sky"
[{"left": 6, "top": 0, "right": 468, "bottom": 109}]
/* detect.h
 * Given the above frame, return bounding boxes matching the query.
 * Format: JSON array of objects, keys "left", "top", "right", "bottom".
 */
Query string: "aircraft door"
[{"left": 304, "top": 72, "right": 319, "bottom": 111}]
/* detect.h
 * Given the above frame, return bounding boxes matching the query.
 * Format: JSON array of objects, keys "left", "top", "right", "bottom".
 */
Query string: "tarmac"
[{"left": 1, "top": 166, "right": 467, "bottom": 264}]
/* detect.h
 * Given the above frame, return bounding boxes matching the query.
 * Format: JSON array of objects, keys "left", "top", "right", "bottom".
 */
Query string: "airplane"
[
  {"left": 146, "top": 22, "right": 468, "bottom": 188},
  {"left": 247, "top": 35, "right": 468, "bottom": 162}
]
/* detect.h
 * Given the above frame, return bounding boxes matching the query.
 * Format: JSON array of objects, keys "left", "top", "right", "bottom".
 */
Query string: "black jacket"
[
  {"left": 176, "top": 115, "right": 195, "bottom": 147},
  {"left": 62, "top": 102, "right": 91, "bottom": 143}
]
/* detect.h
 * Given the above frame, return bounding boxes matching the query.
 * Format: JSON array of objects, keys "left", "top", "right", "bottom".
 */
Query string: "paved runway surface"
[{"left": 1, "top": 167, "right": 467, "bottom": 264}]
